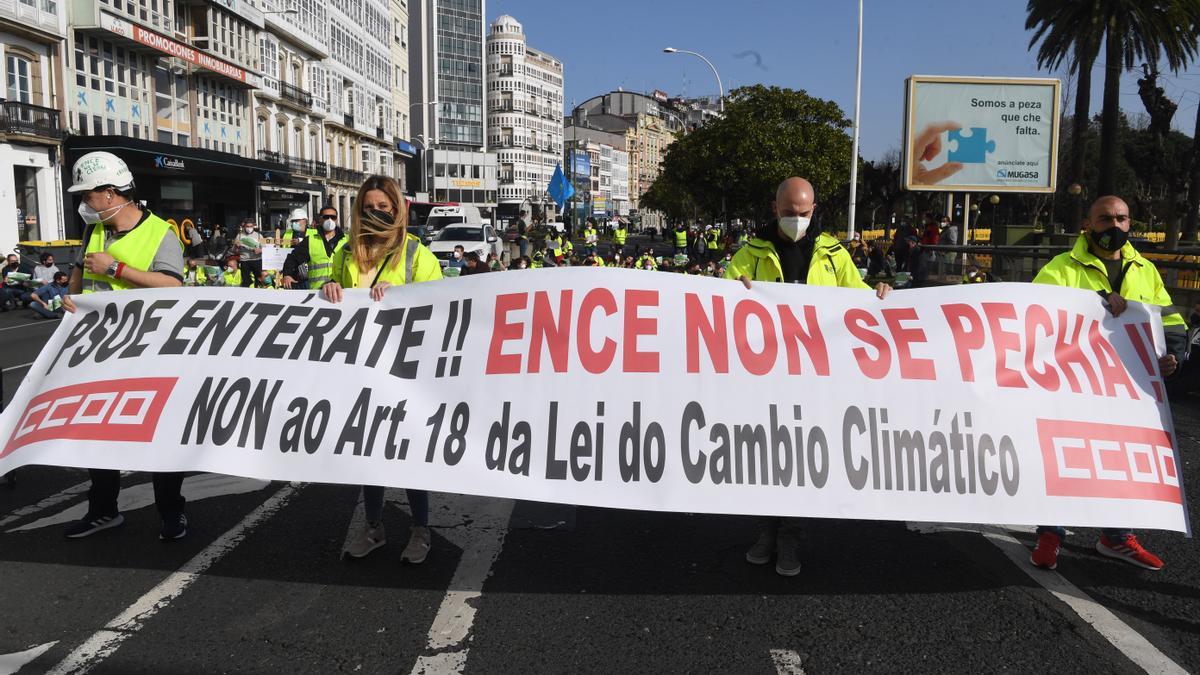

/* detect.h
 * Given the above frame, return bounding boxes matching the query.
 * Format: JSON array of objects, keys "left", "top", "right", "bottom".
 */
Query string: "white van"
[{"left": 426, "top": 205, "right": 484, "bottom": 237}]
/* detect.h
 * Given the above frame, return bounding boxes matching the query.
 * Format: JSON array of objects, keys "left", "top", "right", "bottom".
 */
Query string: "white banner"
[{"left": 0, "top": 272, "right": 1188, "bottom": 532}]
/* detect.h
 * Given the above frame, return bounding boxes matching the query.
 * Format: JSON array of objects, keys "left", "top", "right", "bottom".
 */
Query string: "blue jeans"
[
  {"left": 362, "top": 486, "right": 428, "bottom": 527},
  {"left": 30, "top": 303, "right": 61, "bottom": 319},
  {"left": 1037, "top": 526, "right": 1132, "bottom": 541}
]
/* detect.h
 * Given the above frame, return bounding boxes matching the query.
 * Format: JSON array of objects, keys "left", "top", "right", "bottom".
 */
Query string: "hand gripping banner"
[{"left": 0, "top": 271, "right": 1189, "bottom": 533}]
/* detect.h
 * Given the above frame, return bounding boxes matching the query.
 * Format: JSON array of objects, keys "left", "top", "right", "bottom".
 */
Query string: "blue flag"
[{"left": 548, "top": 163, "right": 575, "bottom": 208}]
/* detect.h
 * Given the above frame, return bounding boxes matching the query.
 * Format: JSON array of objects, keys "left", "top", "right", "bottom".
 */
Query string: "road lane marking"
[
  {"left": 410, "top": 494, "right": 514, "bottom": 674},
  {"left": 8, "top": 474, "right": 270, "bottom": 533},
  {"left": 0, "top": 476, "right": 91, "bottom": 527},
  {"left": 0, "top": 321, "right": 58, "bottom": 333},
  {"left": 769, "top": 649, "right": 805, "bottom": 674},
  {"left": 1, "top": 361, "right": 35, "bottom": 373},
  {"left": 907, "top": 522, "right": 1187, "bottom": 675},
  {"left": 46, "top": 482, "right": 301, "bottom": 675},
  {"left": 0, "top": 641, "right": 57, "bottom": 675}
]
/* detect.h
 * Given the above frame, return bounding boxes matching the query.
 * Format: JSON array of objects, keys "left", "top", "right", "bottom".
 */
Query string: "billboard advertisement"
[{"left": 903, "top": 76, "right": 1060, "bottom": 193}]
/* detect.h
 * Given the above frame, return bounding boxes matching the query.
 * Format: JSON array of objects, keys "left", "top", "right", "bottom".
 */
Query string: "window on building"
[
  {"left": 5, "top": 54, "right": 32, "bottom": 103},
  {"left": 13, "top": 166, "right": 41, "bottom": 241}
]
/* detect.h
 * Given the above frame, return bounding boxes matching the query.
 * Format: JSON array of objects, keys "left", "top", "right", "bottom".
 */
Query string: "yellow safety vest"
[
  {"left": 330, "top": 233, "right": 443, "bottom": 288},
  {"left": 307, "top": 229, "right": 347, "bottom": 289},
  {"left": 82, "top": 211, "right": 176, "bottom": 293},
  {"left": 706, "top": 231, "right": 719, "bottom": 250},
  {"left": 223, "top": 268, "right": 242, "bottom": 286},
  {"left": 1034, "top": 234, "right": 1185, "bottom": 328},
  {"left": 723, "top": 232, "right": 871, "bottom": 289},
  {"left": 674, "top": 229, "right": 688, "bottom": 247},
  {"left": 614, "top": 228, "right": 627, "bottom": 245}
]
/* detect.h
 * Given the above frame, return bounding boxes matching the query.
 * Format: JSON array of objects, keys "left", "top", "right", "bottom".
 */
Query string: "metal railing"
[
  {"left": 257, "top": 150, "right": 327, "bottom": 177},
  {"left": 1, "top": 99, "right": 64, "bottom": 140},
  {"left": 329, "top": 166, "right": 366, "bottom": 184},
  {"left": 279, "top": 81, "right": 313, "bottom": 108}
]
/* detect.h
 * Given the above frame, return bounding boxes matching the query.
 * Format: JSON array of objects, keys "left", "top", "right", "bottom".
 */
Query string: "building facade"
[
  {"left": 485, "top": 14, "right": 561, "bottom": 225},
  {"left": 254, "top": 0, "right": 330, "bottom": 233},
  {"left": 390, "top": 0, "right": 413, "bottom": 192},
  {"left": 409, "top": 0, "right": 495, "bottom": 219},
  {"left": 1, "top": 0, "right": 67, "bottom": 254},
  {"left": 63, "top": 0, "right": 285, "bottom": 238}
]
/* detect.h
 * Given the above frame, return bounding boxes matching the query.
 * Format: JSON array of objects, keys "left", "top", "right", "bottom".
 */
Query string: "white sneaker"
[
  {"left": 344, "top": 522, "right": 386, "bottom": 559},
  {"left": 401, "top": 526, "right": 431, "bottom": 564}
]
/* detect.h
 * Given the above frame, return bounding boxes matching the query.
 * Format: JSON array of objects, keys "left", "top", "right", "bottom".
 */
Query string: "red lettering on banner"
[
  {"left": 529, "top": 290, "right": 572, "bottom": 373},
  {"left": 1054, "top": 311, "right": 1102, "bottom": 395},
  {"left": 2, "top": 378, "right": 176, "bottom": 457},
  {"left": 777, "top": 304, "right": 829, "bottom": 376},
  {"left": 982, "top": 302, "right": 1028, "bottom": 388},
  {"left": 1088, "top": 320, "right": 1138, "bottom": 400},
  {"left": 1023, "top": 304, "right": 1060, "bottom": 391},
  {"left": 685, "top": 294, "right": 728, "bottom": 374},
  {"left": 1037, "top": 419, "right": 1181, "bottom": 504},
  {"left": 577, "top": 288, "right": 617, "bottom": 374},
  {"left": 881, "top": 307, "right": 935, "bottom": 380},
  {"left": 622, "top": 290, "right": 659, "bottom": 373},
  {"left": 845, "top": 309, "right": 891, "bottom": 379},
  {"left": 942, "top": 303, "right": 985, "bottom": 382},
  {"left": 733, "top": 299, "right": 777, "bottom": 376},
  {"left": 485, "top": 292, "right": 527, "bottom": 374}
]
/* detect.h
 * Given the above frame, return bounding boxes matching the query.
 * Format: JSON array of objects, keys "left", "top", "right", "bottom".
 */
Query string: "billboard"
[{"left": 903, "top": 76, "right": 1060, "bottom": 193}]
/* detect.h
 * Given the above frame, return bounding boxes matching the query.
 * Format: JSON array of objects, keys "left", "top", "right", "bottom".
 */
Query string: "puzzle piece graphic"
[{"left": 947, "top": 127, "right": 996, "bottom": 164}]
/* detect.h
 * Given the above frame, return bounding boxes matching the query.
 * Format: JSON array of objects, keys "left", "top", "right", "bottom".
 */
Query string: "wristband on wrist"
[{"left": 115, "top": 262, "right": 126, "bottom": 279}]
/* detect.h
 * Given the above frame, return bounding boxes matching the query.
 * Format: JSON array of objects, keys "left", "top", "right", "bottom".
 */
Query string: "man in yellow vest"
[
  {"left": 613, "top": 220, "right": 628, "bottom": 258},
  {"left": 583, "top": 220, "right": 599, "bottom": 256},
  {"left": 705, "top": 226, "right": 720, "bottom": 262},
  {"left": 60, "top": 150, "right": 190, "bottom": 541},
  {"left": 282, "top": 205, "right": 346, "bottom": 289},
  {"left": 673, "top": 223, "right": 689, "bottom": 257},
  {"left": 726, "top": 176, "right": 891, "bottom": 577},
  {"left": 1028, "top": 195, "right": 1186, "bottom": 573}
]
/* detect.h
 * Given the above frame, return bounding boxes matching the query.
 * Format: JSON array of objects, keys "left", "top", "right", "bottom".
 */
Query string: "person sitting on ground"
[
  {"left": 448, "top": 245, "right": 467, "bottom": 273},
  {"left": 28, "top": 271, "right": 70, "bottom": 319}
]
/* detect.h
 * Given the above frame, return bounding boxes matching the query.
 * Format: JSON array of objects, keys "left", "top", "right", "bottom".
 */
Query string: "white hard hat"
[
  {"left": 288, "top": 207, "right": 309, "bottom": 223},
  {"left": 68, "top": 151, "right": 135, "bottom": 193}
]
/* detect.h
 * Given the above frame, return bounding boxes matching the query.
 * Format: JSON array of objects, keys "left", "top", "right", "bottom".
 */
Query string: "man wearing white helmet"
[
  {"left": 280, "top": 206, "right": 309, "bottom": 248},
  {"left": 60, "top": 150, "right": 190, "bottom": 542}
]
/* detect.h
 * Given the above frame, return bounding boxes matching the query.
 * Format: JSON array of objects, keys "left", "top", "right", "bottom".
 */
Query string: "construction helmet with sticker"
[
  {"left": 68, "top": 151, "right": 135, "bottom": 193},
  {"left": 288, "top": 207, "right": 309, "bottom": 224}
]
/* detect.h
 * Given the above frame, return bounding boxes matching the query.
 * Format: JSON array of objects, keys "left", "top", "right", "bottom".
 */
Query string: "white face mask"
[
  {"left": 322, "top": 219, "right": 337, "bottom": 232},
  {"left": 291, "top": 221, "right": 306, "bottom": 231},
  {"left": 78, "top": 199, "right": 128, "bottom": 225},
  {"left": 244, "top": 226, "right": 255, "bottom": 233},
  {"left": 778, "top": 215, "right": 811, "bottom": 242},
  {"left": 453, "top": 251, "right": 463, "bottom": 259}
]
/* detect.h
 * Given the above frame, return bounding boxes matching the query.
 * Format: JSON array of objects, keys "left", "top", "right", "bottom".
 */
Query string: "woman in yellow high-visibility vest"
[{"left": 321, "top": 175, "right": 442, "bottom": 566}]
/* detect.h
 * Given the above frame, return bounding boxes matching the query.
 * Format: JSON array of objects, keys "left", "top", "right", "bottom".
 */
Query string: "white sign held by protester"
[
  {"left": 904, "top": 75, "right": 1061, "bottom": 192},
  {"left": 0, "top": 272, "right": 1187, "bottom": 533}
]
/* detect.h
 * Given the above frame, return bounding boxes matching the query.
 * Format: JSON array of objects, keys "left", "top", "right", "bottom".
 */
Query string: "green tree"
[{"left": 644, "top": 85, "right": 853, "bottom": 225}]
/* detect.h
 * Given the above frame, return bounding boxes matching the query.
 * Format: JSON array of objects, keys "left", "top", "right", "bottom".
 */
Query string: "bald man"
[
  {"left": 725, "top": 176, "right": 891, "bottom": 576},
  {"left": 1028, "top": 195, "right": 1186, "bottom": 572}
]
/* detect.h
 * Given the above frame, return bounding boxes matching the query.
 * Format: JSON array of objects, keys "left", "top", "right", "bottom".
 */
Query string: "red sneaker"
[
  {"left": 1096, "top": 535, "right": 1163, "bottom": 571},
  {"left": 1030, "top": 531, "right": 1061, "bottom": 570}
]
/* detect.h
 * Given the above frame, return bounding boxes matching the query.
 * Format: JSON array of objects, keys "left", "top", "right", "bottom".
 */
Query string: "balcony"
[
  {"left": 1, "top": 100, "right": 65, "bottom": 141},
  {"left": 257, "top": 150, "right": 328, "bottom": 178},
  {"left": 330, "top": 166, "right": 367, "bottom": 184},
  {"left": 279, "top": 82, "right": 313, "bottom": 109}
]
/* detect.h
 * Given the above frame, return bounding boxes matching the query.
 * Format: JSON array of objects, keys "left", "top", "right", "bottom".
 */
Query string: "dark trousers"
[
  {"left": 87, "top": 469, "right": 186, "bottom": 519},
  {"left": 240, "top": 259, "right": 262, "bottom": 287}
]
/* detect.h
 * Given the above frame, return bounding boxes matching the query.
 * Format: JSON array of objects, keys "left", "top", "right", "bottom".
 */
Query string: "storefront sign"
[
  {"left": 451, "top": 179, "right": 482, "bottom": 188},
  {"left": 154, "top": 156, "right": 186, "bottom": 171},
  {"left": 396, "top": 140, "right": 418, "bottom": 157},
  {"left": 100, "top": 11, "right": 262, "bottom": 88}
]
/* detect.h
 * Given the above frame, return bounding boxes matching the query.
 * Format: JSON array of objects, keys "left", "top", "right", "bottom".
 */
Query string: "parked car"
[
  {"left": 427, "top": 223, "right": 505, "bottom": 266},
  {"left": 425, "top": 205, "right": 484, "bottom": 239}
]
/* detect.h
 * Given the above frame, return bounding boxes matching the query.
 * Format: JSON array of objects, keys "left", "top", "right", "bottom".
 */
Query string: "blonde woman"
[{"left": 322, "top": 175, "right": 442, "bottom": 563}]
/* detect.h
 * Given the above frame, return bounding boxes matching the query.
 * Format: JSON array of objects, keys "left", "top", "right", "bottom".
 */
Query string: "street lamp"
[
  {"left": 989, "top": 194, "right": 1000, "bottom": 230},
  {"left": 662, "top": 47, "right": 724, "bottom": 112}
]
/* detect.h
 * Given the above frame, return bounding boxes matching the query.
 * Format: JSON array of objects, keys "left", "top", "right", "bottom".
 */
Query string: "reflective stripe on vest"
[{"left": 82, "top": 212, "right": 173, "bottom": 293}]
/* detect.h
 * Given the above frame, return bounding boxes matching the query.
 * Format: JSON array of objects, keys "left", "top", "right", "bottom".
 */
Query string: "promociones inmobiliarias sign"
[
  {"left": 904, "top": 75, "right": 1061, "bottom": 193},
  {"left": 0, "top": 272, "right": 1187, "bottom": 533}
]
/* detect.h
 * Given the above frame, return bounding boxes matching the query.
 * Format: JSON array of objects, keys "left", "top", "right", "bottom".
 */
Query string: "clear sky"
[{"left": 489, "top": 0, "right": 1200, "bottom": 160}]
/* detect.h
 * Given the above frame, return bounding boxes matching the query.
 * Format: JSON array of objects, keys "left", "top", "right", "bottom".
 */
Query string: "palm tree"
[
  {"left": 1026, "top": 0, "right": 1103, "bottom": 232},
  {"left": 1096, "top": 2, "right": 1200, "bottom": 194},
  {"left": 1027, "top": 1, "right": 1200, "bottom": 211}
]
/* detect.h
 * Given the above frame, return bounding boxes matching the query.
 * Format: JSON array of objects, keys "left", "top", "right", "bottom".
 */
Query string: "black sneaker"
[
  {"left": 160, "top": 512, "right": 188, "bottom": 540},
  {"left": 65, "top": 513, "right": 125, "bottom": 538}
]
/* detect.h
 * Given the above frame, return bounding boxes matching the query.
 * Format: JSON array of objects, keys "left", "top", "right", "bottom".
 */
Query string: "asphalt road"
[{"left": 2, "top": 267, "right": 1199, "bottom": 674}]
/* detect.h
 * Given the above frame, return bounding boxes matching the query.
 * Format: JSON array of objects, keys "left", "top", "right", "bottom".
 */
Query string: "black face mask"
[
  {"left": 362, "top": 208, "right": 396, "bottom": 224},
  {"left": 1091, "top": 227, "right": 1128, "bottom": 253}
]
